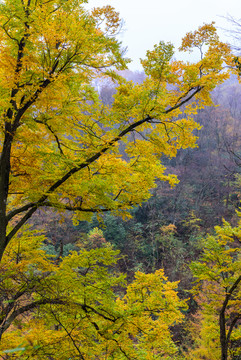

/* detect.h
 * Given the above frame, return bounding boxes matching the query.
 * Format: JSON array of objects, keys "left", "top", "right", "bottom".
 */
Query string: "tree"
[
  {"left": 187, "top": 217, "right": 241, "bottom": 360},
  {"left": 0, "top": 0, "right": 234, "bottom": 262},
  {"left": 0, "top": 227, "right": 187, "bottom": 359}
]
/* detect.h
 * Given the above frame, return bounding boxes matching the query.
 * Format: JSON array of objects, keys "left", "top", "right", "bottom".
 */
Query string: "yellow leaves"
[
  {"left": 176, "top": 22, "right": 232, "bottom": 113},
  {"left": 163, "top": 174, "right": 179, "bottom": 188},
  {"left": 115, "top": 269, "right": 187, "bottom": 357},
  {"left": 160, "top": 223, "right": 177, "bottom": 235},
  {"left": 2, "top": 14, "right": 225, "bottom": 217},
  {"left": 91, "top": 5, "right": 122, "bottom": 36},
  {"left": 186, "top": 311, "right": 221, "bottom": 360},
  {"left": 180, "top": 22, "right": 218, "bottom": 52},
  {"left": 0, "top": 0, "right": 236, "bottom": 272},
  {"left": 188, "top": 219, "right": 241, "bottom": 358},
  {"left": 181, "top": 63, "right": 201, "bottom": 88},
  {"left": 122, "top": 269, "right": 187, "bottom": 322},
  {"left": 0, "top": 228, "right": 186, "bottom": 359},
  {"left": 2, "top": 226, "right": 55, "bottom": 275},
  {"left": 141, "top": 41, "right": 174, "bottom": 80}
]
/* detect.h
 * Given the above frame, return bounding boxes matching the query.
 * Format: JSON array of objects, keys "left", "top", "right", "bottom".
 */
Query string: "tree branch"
[
  {"left": 5, "top": 206, "right": 37, "bottom": 248},
  {"left": 35, "top": 119, "right": 64, "bottom": 154},
  {"left": 227, "top": 314, "right": 241, "bottom": 345},
  {"left": 6, "top": 84, "right": 204, "bottom": 243},
  {"left": 7, "top": 202, "right": 36, "bottom": 222},
  {"left": 50, "top": 310, "right": 85, "bottom": 360},
  {"left": 165, "top": 86, "right": 203, "bottom": 114},
  {"left": 221, "top": 275, "right": 241, "bottom": 315},
  {"left": 0, "top": 298, "right": 66, "bottom": 337}
]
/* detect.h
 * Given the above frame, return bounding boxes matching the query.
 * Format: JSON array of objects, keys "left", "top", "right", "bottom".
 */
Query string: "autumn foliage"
[
  {"left": 0, "top": 0, "right": 233, "bottom": 262},
  {"left": 188, "top": 217, "right": 241, "bottom": 360},
  {"left": 0, "top": 228, "right": 187, "bottom": 359},
  {"left": 0, "top": 0, "right": 240, "bottom": 358}
]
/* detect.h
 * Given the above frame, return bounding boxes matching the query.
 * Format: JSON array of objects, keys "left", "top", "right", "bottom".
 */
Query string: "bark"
[
  {"left": 0, "top": 127, "right": 15, "bottom": 261},
  {"left": 0, "top": 85, "right": 203, "bottom": 261},
  {"left": 219, "top": 275, "right": 241, "bottom": 360}
]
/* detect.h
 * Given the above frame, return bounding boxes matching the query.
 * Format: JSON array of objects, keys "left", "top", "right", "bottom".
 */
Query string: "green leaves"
[
  {"left": 0, "top": 229, "right": 186, "bottom": 359},
  {"left": 188, "top": 219, "right": 241, "bottom": 359},
  {"left": 141, "top": 41, "right": 174, "bottom": 80}
]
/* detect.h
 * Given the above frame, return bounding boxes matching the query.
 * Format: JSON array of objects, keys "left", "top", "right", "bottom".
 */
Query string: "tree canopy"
[
  {"left": 188, "top": 217, "right": 241, "bottom": 360},
  {"left": 0, "top": 227, "right": 187, "bottom": 359},
  {"left": 0, "top": 0, "right": 233, "bottom": 260},
  {"left": 0, "top": 1, "right": 240, "bottom": 358}
]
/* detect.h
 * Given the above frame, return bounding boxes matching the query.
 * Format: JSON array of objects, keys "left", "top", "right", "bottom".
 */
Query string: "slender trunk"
[
  {"left": 219, "top": 309, "right": 228, "bottom": 360},
  {"left": 219, "top": 276, "right": 241, "bottom": 360},
  {"left": 0, "top": 126, "right": 13, "bottom": 261}
]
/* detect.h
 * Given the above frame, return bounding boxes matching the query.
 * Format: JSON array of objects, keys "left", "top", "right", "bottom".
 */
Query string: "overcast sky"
[{"left": 87, "top": 0, "right": 241, "bottom": 70}]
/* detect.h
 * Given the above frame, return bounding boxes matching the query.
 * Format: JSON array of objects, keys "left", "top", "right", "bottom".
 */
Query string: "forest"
[{"left": 0, "top": 0, "right": 240, "bottom": 359}]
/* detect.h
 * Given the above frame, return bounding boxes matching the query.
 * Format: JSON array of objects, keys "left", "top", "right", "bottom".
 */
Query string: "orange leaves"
[
  {"left": 177, "top": 25, "right": 232, "bottom": 109},
  {"left": 91, "top": 5, "right": 122, "bottom": 36},
  {"left": 179, "top": 22, "right": 218, "bottom": 52}
]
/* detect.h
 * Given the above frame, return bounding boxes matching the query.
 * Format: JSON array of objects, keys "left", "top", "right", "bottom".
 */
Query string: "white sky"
[{"left": 87, "top": 0, "right": 241, "bottom": 70}]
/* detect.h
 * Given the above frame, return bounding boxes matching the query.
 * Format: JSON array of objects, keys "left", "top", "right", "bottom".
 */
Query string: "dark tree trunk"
[
  {"left": 0, "top": 127, "right": 13, "bottom": 261},
  {"left": 220, "top": 310, "right": 228, "bottom": 360}
]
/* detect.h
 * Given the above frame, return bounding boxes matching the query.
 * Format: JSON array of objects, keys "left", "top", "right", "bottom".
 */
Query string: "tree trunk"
[
  {"left": 0, "top": 129, "right": 12, "bottom": 262},
  {"left": 219, "top": 310, "right": 228, "bottom": 360}
]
